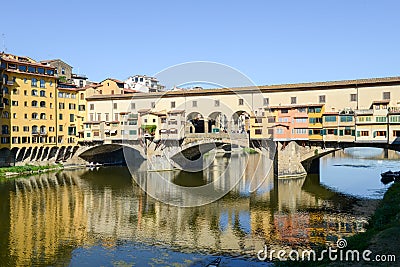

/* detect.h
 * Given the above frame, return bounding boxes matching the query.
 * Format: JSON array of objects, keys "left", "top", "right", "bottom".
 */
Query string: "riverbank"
[{"left": 0, "top": 164, "right": 64, "bottom": 179}]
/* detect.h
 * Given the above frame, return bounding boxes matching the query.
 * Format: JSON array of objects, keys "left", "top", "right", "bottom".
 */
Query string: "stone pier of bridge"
[{"left": 275, "top": 141, "right": 338, "bottom": 177}]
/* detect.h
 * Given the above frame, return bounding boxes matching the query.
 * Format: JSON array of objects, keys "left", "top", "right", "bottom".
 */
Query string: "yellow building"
[
  {"left": 307, "top": 104, "right": 324, "bottom": 141},
  {"left": 0, "top": 53, "right": 57, "bottom": 149},
  {"left": 56, "top": 85, "right": 80, "bottom": 145}
]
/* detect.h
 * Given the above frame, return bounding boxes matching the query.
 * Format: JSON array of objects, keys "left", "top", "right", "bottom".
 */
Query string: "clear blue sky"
[{"left": 2, "top": 1, "right": 400, "bottom": 86}]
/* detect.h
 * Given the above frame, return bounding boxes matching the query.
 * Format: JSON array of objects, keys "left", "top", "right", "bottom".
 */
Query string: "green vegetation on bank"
[{"left": 0, "top": 164, "right": 63, "bottom": 178}]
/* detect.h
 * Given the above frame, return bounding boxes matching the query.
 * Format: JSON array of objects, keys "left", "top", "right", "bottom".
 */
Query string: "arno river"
[{"left": 0, "top": 148, "right": 396, "bottom": 266}]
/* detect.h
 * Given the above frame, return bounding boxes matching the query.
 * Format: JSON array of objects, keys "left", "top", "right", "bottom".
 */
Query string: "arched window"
[
  {"left": 40, "top": 79, "right": 45, "bottom": 88},
  {"left": 32, "top": 113, "right": 38, "bottom": 119},
  {"left": 80, "top": 93, "right": 84, "bottom": 100},
  {"left": 32, "top": 125, "right": 38, "bottom": 134},
  {"left": 2, "top": 111, "right": 9, "bottom": 118},
  {"left": 40, "top": 90, "right": 45, "bottom": 97},
  {"left": 31, "top": 89, "right": 38, "bottom": 96},
  {"left": 40, "top": 101, "right": 46, "bottom": 108},
  {"left": 31, "top": 100, "right": 38, "bottom": 107},
  {"left": 40, "top": 126, "right": 46, "bottom": 134},
  {"left": 31, "top": 78, "right": 37, "bottom": 87},
  {"left": 40, "top": 113, "right": 46, "bottom": 120}
]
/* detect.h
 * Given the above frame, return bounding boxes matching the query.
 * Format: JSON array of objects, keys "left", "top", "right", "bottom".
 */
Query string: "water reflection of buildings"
[{"left": 6, "top": 155, "right": 371, "bottom": 264}]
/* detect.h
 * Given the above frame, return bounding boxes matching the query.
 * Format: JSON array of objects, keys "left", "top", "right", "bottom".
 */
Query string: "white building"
[
  {"left": 124, "top": 75, "right": 165, "bottom": 93},
  {"left": 72, "top": 73, "right": 89, "bottom": 88}
]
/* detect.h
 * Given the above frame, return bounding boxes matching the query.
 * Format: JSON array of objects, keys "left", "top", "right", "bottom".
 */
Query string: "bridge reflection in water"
[{"left": 2, "top": 153, "right": 376, "bottom": 266}]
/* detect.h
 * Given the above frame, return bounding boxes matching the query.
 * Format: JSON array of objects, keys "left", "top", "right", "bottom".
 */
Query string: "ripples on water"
[{"left": 0, "top": 148, "right": 396, "bottom": 266}]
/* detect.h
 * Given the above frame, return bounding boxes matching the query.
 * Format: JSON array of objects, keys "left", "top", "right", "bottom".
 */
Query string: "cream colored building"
[{"left": 82, "top": 76, "right": 400, "bottom": 145}]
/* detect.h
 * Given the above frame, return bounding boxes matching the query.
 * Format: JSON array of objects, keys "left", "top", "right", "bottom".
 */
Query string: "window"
[
  {"left": 31, "top": 100, "right": 38, "bottom": 107},
  {"left": 215, "top": 100, "right": 220, "bottom": 107},
  {"left": 70, "top": 114, "right": 75, "bottom": 122},
  {"left": 80, "top": 93, "right": 84, "bottom": 100},
  {"left": 23, "top": 126, "right": 29, "bottom": 132},
  {"left": 79, "top": 105, "right": 85, "bottom": 111},
  {"left": 291, "top": 97, "right": 297, "bottom": 104},
  {"left": 49, "top": 81, "right": 53, "bottom": 86},
  {"left": 390, "top": 115, "right": 400, "bottom": 123},
  {"left": 37, "top": 68, "right": 44, "bottom": 74},
  {"left": 171, "top": 101, "right": 176, "bottom": 108},
  {"left": 61, "top": 68, "right": 65, "bottom": 75},
  {"left": 374, "top": 131, "right": 386, "bottom": 137},
  {"left": 114, "top": 113, "right": 119, "bottom": 121},
  {"left": 319, "top": 95, "right": 326, "bottom": 103},
  {"left": 151, "top": 102, "right": 155, "bottom": 108},
  {"left": 31, "top": 78, "right": 37, "bottom": 87},
  {"left": 97, "top": 113, "right": 101, "bottom": 121},
  {"left": 105, "top": 113, "right": 109, "bottom": 121},
  {"left": 40, "top": 101, "right": 46, "bottom": 108},
  {"left": 19, "top": 65, "right": 27, "bottom": 72},
  {"left": 276, "top": 128, "right": 284, "bottom": 134},
  {"left": 24, "top": 101, "right": 28, "bottom": 107},
  {"left": 12, "top": 126, "right": 19, "bottom": 132},
  {"left": 255, "top": 129, "right": 262, "bottom": 135},
  {"left": 32, "top": 113, "right": 38, "bottom": 119},
  {"left": 281, "top": 109, "right": 288, "bottom": 114},
  {"left": 350, "top": 94, "right": 357, "bottom": 102},
  {"left": 192, "top": 101, "right": 197, "bottom": 107},
  {"left": 59, "top": 103, "right": 65, "bottom": 109},
  {"left": 24, "top": 114, "right": 28, "bottom": 119},
  {"left": 309, "top": 117, "right": 322, "bottom": 124},
  {"left": 11, "top": 101, "right": 18, "bottom": 106},
  {"left": 90, "top": 104, "right": 94, "bottom": 110},
  {"left": 59, "top": 125, "right": 63, "bottom": 131},
  {"left": 324, "top": 116, "right": 337, "bottom": 122},
  {"left": 376, "top": 116, "right": 387, "bottom": 123},
  {"left": 59, "top": 114, "right": 63, "bottom": 120},
  {"left": 383, "top": 92, "right": 391, "bottom": 100},
  {"left": 40, "top": 113, "right": 46, "bottom": 120},
  {"left": 58, "top": 92, "right": 64, "bottom": 98},
  {"left": 40, "top": 90, "right": 46, "bottom": 97},
  {"left": 71, "top": 93, "right": 76, "bottom": 99},
  {"left": 129, "top": 130, "right": 137, "bottom": 135},
  {"left": 294, "top": 118, "right": 307, "bottom": 123},
  {"left": 340, "top": 116, "right": 353, "bottom": 122},
  {"left": 113, "top": 103, "right": 118, "bottom": 109},
  {"left": 69, "top": 103, "right": 76, "bottom": 109},
  {"left": 255, "top": 118, "right": 263, "bottom": 123},
  {"left": 31, "top": 89, "right": 38, "bottom": 96},
  {"left": 393, "top": 130, "right": 400, "bottom": 137},
  {"left": 13, "top": 113, "right": 16, "bottom": 119},
  {"left": 263, "top": 98, "right": 269, "bottom": 106},
  {"left": 239, "top": 99, "right": 244, "bottom": 105},
  {"left": 130, "top": 103, "right": 135, "bottom": 110},
  {"left": 28, "top": 66, "right": 36, "bottom": 73},
  {"left": 40, "top": 79, "right": 45, "bottom": 88}
]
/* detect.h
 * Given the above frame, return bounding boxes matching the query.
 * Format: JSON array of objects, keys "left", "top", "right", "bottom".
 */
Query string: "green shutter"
[
  {"left": 357, "top": 131, "right": 360, "bottom": 137},
  {"left": 309, "top": 130, "right": 313, "bottom": 135},
  {"left": 339, "top": 130, "right": 344, "bottom": 136},
  {"left": 334, "top": 129, "right": 338, "bottom": 135},
  {"left": 351, "top": 130, "right": 355, "bottom": 136}
]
